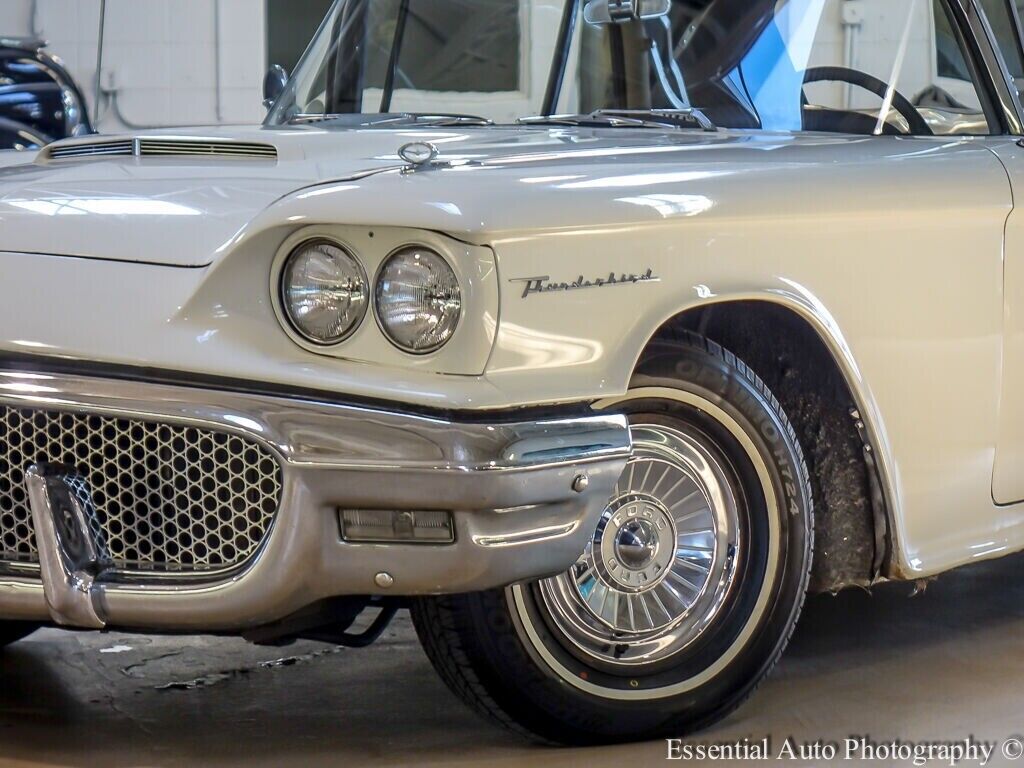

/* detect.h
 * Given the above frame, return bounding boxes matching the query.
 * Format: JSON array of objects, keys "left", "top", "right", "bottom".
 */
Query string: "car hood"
[{"left": 0, "top": 123, "right": 888, "bottom": 266}]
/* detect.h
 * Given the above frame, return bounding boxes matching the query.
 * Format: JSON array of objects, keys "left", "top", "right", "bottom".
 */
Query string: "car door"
[{"left": 975, "top": 0, "right": 1024, "bottom": 503}]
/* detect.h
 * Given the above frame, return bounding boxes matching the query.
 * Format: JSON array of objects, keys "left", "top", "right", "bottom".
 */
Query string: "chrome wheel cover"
[{"left": 537, "top": 423, "right": 741, "bottom": 667}]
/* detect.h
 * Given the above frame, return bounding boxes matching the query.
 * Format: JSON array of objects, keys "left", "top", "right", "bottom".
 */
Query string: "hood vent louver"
[
  {"left": 42, "top": 137, "right": 277, "bottom": 162},
  {"left": 139, "top": 139, "right": 277, "bottom": 159},
  {"left": 46, "top": 139, "right": 135, "bottom": 159}
]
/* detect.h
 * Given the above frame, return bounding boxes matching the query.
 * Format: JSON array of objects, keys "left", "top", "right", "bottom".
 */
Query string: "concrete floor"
[{"left": 2, "top": 554, "right": 1024, "bottom": 767}]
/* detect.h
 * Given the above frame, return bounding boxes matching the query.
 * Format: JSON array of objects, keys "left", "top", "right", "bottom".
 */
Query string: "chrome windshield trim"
[{"left": 964, "top": 0, "right": 1024, "bottom": 134}]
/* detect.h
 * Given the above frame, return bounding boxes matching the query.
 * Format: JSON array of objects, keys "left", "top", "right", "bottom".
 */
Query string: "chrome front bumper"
[{"left": 0, "top": 370, "right": 630, "bottom": 632}]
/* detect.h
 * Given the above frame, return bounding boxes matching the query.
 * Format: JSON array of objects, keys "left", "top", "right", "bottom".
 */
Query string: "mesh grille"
[{"left": 0, "top": 408, "right": 282, "bottom": 572}]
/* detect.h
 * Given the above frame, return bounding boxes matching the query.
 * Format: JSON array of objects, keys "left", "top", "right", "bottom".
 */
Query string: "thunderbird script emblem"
[{"left": 511, "top": 268, "right": 659, "bottom": 299}]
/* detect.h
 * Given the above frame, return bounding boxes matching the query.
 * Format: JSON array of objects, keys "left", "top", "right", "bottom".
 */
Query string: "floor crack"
[
  {"left": 119, "top": 651, "right": 184, "bottom": 678},
  {"left": 154, "top": 646, "right": 346, "bottom": 691}
]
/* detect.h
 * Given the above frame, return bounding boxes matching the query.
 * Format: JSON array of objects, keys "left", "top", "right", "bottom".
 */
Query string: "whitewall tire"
[{"left": 412, "top": 332, "right": 813, "bottom": 744}]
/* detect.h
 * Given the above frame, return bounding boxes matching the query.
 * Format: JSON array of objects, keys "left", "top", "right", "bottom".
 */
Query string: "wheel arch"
[{"left": 624, "top": 294, "right": 904, "bottom": 591}]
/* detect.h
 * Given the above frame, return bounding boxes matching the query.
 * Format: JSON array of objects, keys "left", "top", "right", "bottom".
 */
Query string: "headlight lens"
[
  {"left": 281, "top": 240, "right": 368, "bottom": 345},
  {"left": 375, "top": 247, "right": 462, "bottom": 353}
]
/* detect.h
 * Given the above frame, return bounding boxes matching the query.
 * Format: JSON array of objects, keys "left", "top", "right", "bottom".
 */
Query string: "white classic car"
[{"left": 1, "top": 0, "right": 1023, "bottom": 745}]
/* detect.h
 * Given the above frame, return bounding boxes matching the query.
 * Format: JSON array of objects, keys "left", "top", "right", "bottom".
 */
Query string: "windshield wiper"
[
  {"left": 405, "top": 113, "right": 494, "bottom": 127},
  {"left": 288, "top": 112, "right": 493, "bottom": 127},
  {"left": 518, "top": 108, "right": 717, "bottom": 132}
]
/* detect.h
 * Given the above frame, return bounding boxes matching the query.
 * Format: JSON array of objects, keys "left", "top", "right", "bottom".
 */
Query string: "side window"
[
  {"left": 981, "top": 0, "right": 1024, "bottom": 97},
  {"left": 974, "top": 0, "right": 1024, "bottom": 130},
  {"left": 927, "top": 0, "right": 991, "bottom": 132},
  {"left": 566, "top": 0, "right": 994, "bottom": 136},
  {"left": 800, "top": 0, "right": 992, "bottom": 136}
]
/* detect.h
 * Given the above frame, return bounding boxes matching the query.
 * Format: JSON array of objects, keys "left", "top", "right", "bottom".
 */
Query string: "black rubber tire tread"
[
  {"left": 413, "top": 593, "right": 541, "bottom": 741},
  {"left": 635, "top": 329, "right": 816, "bottom": 730},
  {"left": 412, "top": 331, "right": 813, "bottom": 744}
]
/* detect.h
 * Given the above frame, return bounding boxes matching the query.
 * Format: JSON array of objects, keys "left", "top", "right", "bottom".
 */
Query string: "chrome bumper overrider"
[{"left": 0, "top": 371, "right": 630, "bottom": 631}]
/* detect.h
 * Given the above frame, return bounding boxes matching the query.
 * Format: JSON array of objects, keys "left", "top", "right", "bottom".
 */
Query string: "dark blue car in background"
[{"left": 0, "top": 36, "right": 91, "bottom": 151}]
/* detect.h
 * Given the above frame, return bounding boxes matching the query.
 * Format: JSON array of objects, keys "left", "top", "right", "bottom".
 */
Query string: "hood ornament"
[{"left": 398, "top": 142, "right": 439, "bottom": 169}]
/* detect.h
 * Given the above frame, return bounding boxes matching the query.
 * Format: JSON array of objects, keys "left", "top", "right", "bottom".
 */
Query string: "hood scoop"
[{"left": 41, "top": 137, "right": 278, "bottom": 162}]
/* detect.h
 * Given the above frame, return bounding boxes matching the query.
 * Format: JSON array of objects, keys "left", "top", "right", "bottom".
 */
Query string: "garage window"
[
  {"left": 363, "top": 0, "right": 521, "bottom": 94},
  {"left": 267, "top": 0, "right": 337, "bottom": 75}
]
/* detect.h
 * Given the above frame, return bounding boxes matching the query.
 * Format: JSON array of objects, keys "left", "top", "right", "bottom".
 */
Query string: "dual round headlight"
[
  {"left": 281, "top": 240, "right": 368, "bottom": 345},
  {"left": 280, "top": 240, "right": 462, "bottom": 354},
  {"left": 374, "top": 246, "right": 462, "bottom": 353}
]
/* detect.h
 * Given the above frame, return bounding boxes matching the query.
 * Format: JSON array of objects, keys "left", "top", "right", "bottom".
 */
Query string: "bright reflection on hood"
[
  {"left": 617, "top": 193, "right": 713, "bottom": 217},
  {"left": 558, "top": 170, "right": 728, "bottom": 190},
  {"left": 6, "top": 198, "right": 202, "bottom": 216}
]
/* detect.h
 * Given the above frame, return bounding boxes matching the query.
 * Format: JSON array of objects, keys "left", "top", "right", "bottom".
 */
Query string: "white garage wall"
[
  {"left": 1, "top": 2, "right": 34, "bottom": 34},
  {"left": 1, "top": 0, "right": 267, "bottom": 131},
  {"left": 804, "top": 0, "right": 938, "bottom": 110}
]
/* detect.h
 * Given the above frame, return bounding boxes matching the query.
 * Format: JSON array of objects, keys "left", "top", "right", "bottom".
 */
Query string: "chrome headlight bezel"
[
  {"left": 271, "top": 226, "right": 495, "bottom": 374},
  {"left": 278, "top": 238, "right": 369, "bottom": 346},
  {"left": 372, "top": 245, "right": 463, "bottom": 355}
]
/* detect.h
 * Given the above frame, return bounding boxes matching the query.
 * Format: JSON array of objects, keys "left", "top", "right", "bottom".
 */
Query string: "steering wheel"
[{"left": 802, "top": 66, "right": 933, "bottom": 136}]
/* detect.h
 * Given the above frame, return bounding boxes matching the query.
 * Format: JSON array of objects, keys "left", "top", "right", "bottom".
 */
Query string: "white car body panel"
[
  {"left": 0, "top": 149, "right": 37, "bottom": 167},
  {"left": 0, "top": 124, "right": 1022, "bottom": 581},
  {"left": 988, "top": 142, "right": 1024, "bottom": 506}
]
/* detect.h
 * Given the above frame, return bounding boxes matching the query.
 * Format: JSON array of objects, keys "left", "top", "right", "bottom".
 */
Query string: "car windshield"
[{"left": 266, "top": 0, "right": 993, "bottom": 136}]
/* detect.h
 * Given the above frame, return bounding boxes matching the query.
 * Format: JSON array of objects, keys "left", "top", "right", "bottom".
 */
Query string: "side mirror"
[
  {"left": 583, "top": 0, "right": 671, "bottom": 25},
  {"left": 263, "top": 64, "right": 289, "bottom": 109}
]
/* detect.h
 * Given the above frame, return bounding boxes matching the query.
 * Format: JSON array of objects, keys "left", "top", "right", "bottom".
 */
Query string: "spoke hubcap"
[{"left": 537, "top": 422, "right": 741, "bottom": 667}]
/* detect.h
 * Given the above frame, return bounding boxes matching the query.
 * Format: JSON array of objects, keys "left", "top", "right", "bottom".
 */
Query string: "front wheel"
[{"left": 412, "top": 333, "right": 813, "bottom": 744}]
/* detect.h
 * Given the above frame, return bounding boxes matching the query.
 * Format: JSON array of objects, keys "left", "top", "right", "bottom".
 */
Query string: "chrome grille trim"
[
  {"left": 41, "top": 137, "right": 277, "bottom": 161},
  {"left": 0, "top": 407, "right": 282, "bottom": 573}
]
